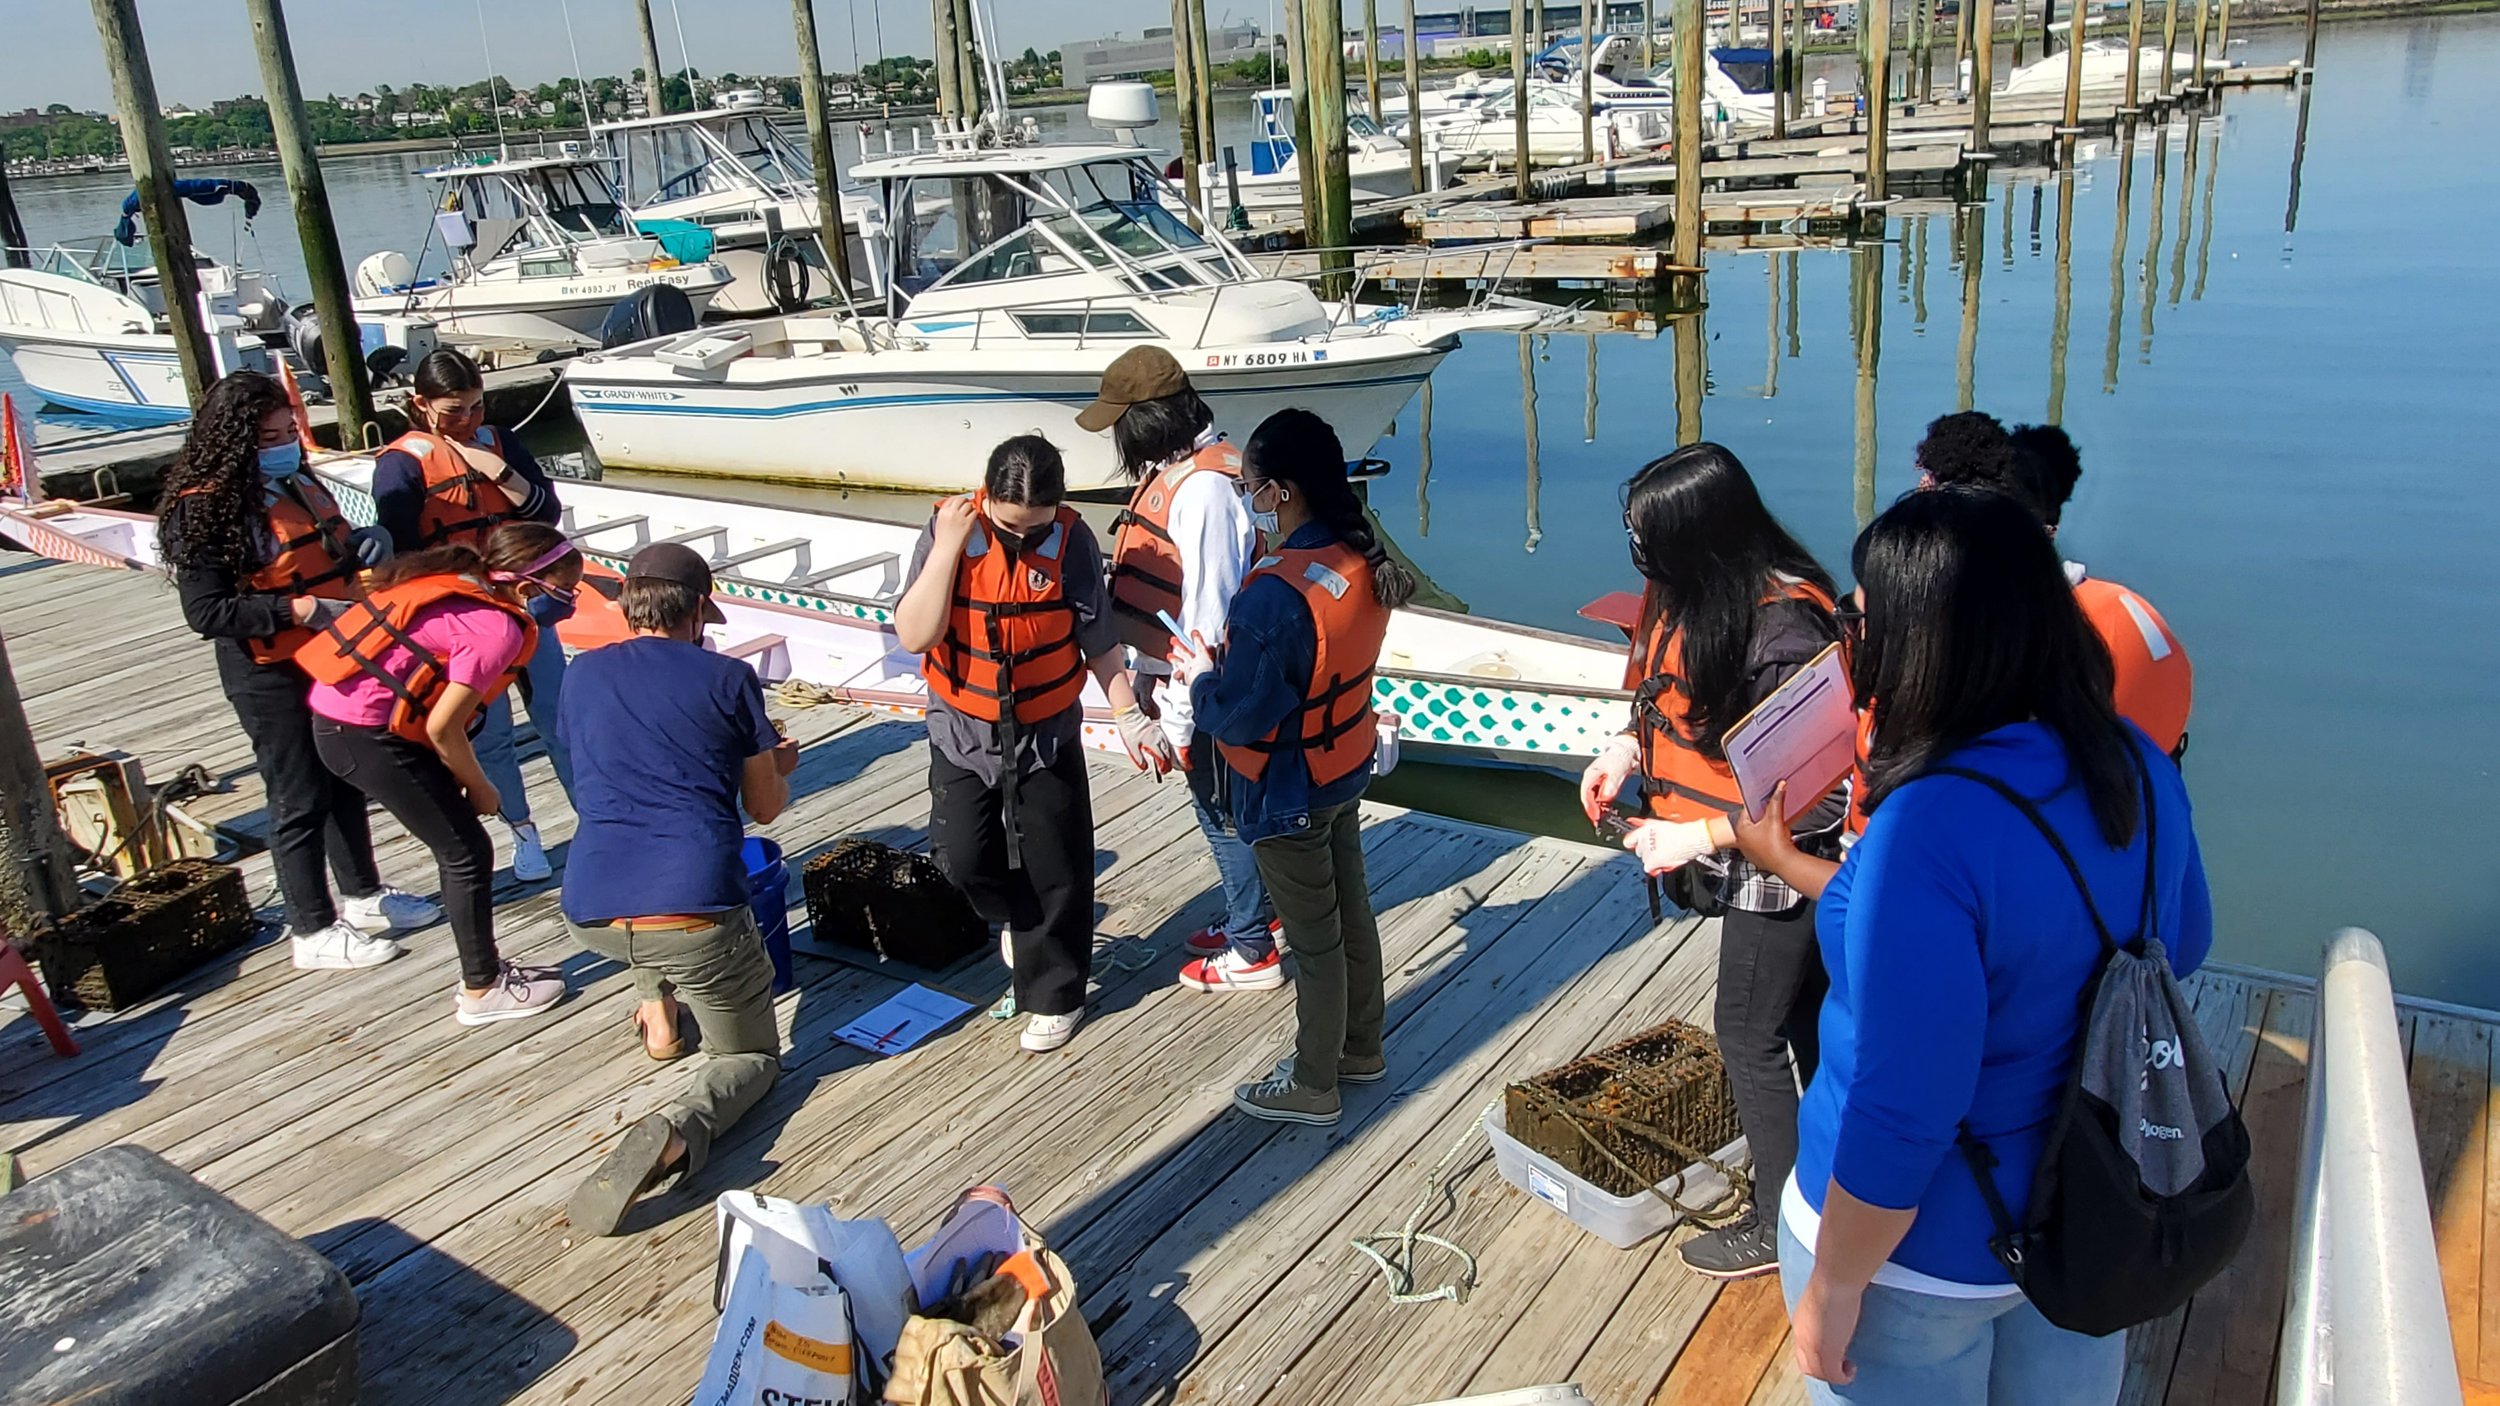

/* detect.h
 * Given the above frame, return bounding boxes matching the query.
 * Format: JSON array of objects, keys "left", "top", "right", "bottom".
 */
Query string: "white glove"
[
  {"left": 1168, "top": 631, "right": 1216, "bottom": 688},
  {"left": 1624, "top": 818, "right": 1716, "bottom": 875},
  {"left": 1115, "top": 706, "right": 1177, "bottom": 779},
  {"left": 1580, "top": 733, "right": 1640, "bottom": 823}
]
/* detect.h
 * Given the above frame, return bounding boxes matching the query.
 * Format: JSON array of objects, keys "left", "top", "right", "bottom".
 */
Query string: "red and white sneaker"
[
  {"left": 1185, "top": 919, "right": 1285, "bottom": 957},
  {"left": 1178, "top": 946, "right": 1287, "bottom": 992}
]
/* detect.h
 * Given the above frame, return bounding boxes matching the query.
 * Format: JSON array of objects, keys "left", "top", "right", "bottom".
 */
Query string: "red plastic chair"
[{"left": 0, "top": 937, "right": 77, "bottom": 1057}]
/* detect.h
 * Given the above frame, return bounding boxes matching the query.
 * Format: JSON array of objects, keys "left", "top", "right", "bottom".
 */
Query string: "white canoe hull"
[{"left": 0, "top": 330, "right": 194, "bottom": 424}]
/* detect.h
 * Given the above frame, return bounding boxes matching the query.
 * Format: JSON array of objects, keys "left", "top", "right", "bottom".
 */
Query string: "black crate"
[
  {"left": 31, "top": 861, "right": 259, "bottom": 1011},
  {"left": 801, "top": 838, "right": 987, "bottom": 971},
  {"left": 1504, "top": 1019, "right": 1744, "bottom": 1199}
]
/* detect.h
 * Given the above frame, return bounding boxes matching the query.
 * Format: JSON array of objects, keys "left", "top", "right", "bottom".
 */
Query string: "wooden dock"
[{"left": 3, "top": 554, "right": 2491, "bottom": 1405}]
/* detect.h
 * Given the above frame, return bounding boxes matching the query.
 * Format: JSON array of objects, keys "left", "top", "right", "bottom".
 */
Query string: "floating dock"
[{"left": 2, "top": 554, "right": 2490, "bottom": 1403}]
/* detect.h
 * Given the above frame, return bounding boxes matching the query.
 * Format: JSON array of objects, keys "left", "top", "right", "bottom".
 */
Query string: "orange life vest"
[
  {"left": 1107, "top": 440, "right": 1242, "bottom": 661},
  {"left": 1845, "top": 705, "right": 1876, "bottom": 838},
  {"left": 1214, "top": 542, "right": 1390, "bottom": 789},
  {"left": 293, "top": 574, "right": 538, "bottom": 747},
  {"left": 921, "top": 504, "right": 1089, "bottom": 725},
  {"left": 390, "top": 426, "right": 513, "bottom": 552},
  {"left": 1627, "top": 577, "right": 1838, "bottom": 824},
  {"left": 182, "top": 477, "right": 361, "bottom": 666},
  {"left": 2074, "top": 574, "right": 2192, "bottom": 757}
]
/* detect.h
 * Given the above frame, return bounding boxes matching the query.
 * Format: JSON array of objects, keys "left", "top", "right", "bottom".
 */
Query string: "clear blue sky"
[{"left": 3, "top": 0, "right": 1249, "bottom": 112}]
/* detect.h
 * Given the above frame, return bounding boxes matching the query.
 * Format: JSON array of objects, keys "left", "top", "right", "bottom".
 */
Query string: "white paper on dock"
[
  {"left": 1722, "top": 642, "right": 1856, "bottom": 824},
  {"left": 833, "top": 984, "right": 975, "bottom": 1056}
]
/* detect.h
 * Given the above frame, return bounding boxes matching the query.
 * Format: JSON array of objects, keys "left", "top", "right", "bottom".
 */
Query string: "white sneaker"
[
  {"left": 341, "top": 886, "right": 442, "bottom": 933},
  {"left": 455, "top": 962, "right": 568, "bottom": 1026},
  {"left": 291, "top": 919, "right": 404, "bottom": 971},
  {"left": 508, "top": 821, "right": 552, "bottom": 883},
  {"left": 1020, "top": 1008, "right": 1083, "bottom": 1053}
]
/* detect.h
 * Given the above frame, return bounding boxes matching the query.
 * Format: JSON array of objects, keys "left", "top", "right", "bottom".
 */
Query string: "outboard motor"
[{"left": 599, "top": 283, "right": 698, "bottom": 350}]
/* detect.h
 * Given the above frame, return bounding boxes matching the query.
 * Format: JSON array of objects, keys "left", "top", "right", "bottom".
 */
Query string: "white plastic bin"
[
  {"left": 1407, "top": 1388, "right": 1594, "bottom": 1406},
  {"left": 1483, "top": 1106, "right": 1748, "bottom": 1250}
]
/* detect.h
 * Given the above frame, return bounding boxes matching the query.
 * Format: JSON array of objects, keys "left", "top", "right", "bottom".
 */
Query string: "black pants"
[
  {"left": 1250, "top": 799, "right": 1383, "bottom": 1094},
  {"left": 928, "top": 743, "right": 1093, "bottom": 1018},
  {"left": 1716, "top": 900, "right": 1827, "bottom": 1211},
  {"left": 311, "top": 717, "right": 501, "bottom": 989},
  {"left": 215, "top": 642, "right": 381, "bottom": 933}
]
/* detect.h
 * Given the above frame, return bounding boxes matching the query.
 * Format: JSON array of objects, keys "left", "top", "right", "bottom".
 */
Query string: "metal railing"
[{"left": 2276, "top": 927, "right": 2465, "bottom": 1406}]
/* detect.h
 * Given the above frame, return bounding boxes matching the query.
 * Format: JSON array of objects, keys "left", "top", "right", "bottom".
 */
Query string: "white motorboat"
[
  {"left": 1534, "top": 35, "right": 1782, "bottom": 129},
  {"left": 596, "top": 102, "right": 890, "bottom": 315},
  {"left": 564, "top": 91, "right": 1540, "bottom": 494},
  {"left": 0, "top": 180, "right": 288, "bottom": 424},
  {"left": 1184, "top": 88, "right": 1459, "bottom": 224},
  {"left": 1401, "top": 81, "right": 1671, "bottom": 169},
  {"left": 2002, "top": 39, "right": 2229, "bottom": 96},
  {"left": 350, "top": 151, "right": 734, "bottom": 349}
]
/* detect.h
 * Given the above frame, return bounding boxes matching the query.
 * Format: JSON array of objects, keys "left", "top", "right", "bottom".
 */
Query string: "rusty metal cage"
[
  {"left": 1504, "top": 1019, "right": 1748, "bottom": 1204},
  {"left": 32, "top": 860, "right": 257, "bottom": 1011},
  {"left": 801, "top": 838, "right": 987, "bottom": 971}
]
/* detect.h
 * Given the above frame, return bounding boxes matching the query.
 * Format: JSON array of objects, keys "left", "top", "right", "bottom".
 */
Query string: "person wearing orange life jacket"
[
  {"left": 1579, "top": 444, "right": 1848, "bottom": 1282},
  {"left": 157, "top": 371, "right": 436, "bottom": 972},
  {"left": 302, "top": 521, "right": 584, "bottom": 1027},
  {"left": 1167, "top": 409, "right": 1409, "bottom": 1129},
  {"left": 894, "top": 435, "right": 1178, "bottom": 1055},
  {"left": 1081, "top": 347, "right": 1280, "bottom": 994},
  {"left": 376, "top": 348, "right": 572, "bottom": 884}
]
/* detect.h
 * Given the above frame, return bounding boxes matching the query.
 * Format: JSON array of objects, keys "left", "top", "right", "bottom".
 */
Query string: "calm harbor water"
[{"left": 6, "top": 16, "right": 2495, "bottom": 1003}]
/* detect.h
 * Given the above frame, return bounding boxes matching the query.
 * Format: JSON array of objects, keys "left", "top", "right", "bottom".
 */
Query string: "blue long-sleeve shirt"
[
  {"left": 1791, "top": 721, "right": 2212, "bottom": 1285},
  {"left": 1189, "top": 521, "right": 1372, "bottom": 842},
  {"left": 373, "top": 425, "right": 560, "bottom": 555}
]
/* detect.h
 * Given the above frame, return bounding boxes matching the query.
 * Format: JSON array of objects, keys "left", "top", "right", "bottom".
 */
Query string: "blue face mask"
[{"left": 257, "top": 442, "right": 305, "bottom": 480}]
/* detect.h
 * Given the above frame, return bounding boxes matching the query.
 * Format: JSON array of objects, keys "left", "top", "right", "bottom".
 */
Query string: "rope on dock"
[{"left": 1348, "top": 1100, "right": 1497, "bottom": 1306}]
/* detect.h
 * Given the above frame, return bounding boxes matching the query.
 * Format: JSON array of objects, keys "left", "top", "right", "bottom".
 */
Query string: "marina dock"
[{"left": 4, "top": 554, "right": 2493, "bottom": 1404}]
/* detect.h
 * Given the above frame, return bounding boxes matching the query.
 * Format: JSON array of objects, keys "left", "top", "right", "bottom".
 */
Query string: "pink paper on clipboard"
[{"left": 1722, "top": 643, "right": 1856, "bottom": 823}]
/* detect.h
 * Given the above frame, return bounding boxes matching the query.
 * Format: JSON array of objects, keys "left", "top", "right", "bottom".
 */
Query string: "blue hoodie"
[{"left": 1791, "top": 721, "right": 2212, "bottom": 1285}]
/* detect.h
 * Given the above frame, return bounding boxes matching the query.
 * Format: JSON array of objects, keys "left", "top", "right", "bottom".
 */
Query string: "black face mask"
[
  {"left": 1627, "top": 525, "right": 1659, "bottom": 581},
  {"left": 993, "top": 521, "right": 1053, "bottom": 557}
]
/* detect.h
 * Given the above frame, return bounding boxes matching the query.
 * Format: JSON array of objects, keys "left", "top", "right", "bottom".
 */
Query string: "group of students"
[
  {"left": 1582, "top": 414, "right": 2204, "bottom": 1405},
  {"left": 895, "top": 345, "right": 1412, "bottom": 1125}
]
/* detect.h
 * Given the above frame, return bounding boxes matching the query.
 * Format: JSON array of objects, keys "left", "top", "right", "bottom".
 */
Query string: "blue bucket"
[{"left": 742, "top": 836, "right": 794, "bottom": 994}]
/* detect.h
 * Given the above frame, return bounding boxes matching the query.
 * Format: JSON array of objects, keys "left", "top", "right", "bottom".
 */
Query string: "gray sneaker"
[
  {"left": 1338, "top": 1053, "right": 1388, "bottom": 1085},
  {"left": 1233, "top": 1061, "right": 1341, "bottom": 1126},
  {"left": 455, "top": 962, "right": 567, "bottom": 1026}
]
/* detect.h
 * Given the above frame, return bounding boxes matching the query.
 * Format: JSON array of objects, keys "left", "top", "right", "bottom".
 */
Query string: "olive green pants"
[
  {"left": 1251, "top": 800, "right": 1385, "bottom": 1094},
  {"left": 569, "top": 908, "right": 782, "bottom": 1174}
]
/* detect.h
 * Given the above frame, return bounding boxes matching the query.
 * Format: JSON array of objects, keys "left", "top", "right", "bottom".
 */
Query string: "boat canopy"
[
  {"left": 599, "top": 106, "right": 833, "bottom": 208},
  {"left": 426, "top": 155, "right": 633, "bottom": 244},
  {"left": 115, "top": 178, "right": 261, "bottom": 246}
]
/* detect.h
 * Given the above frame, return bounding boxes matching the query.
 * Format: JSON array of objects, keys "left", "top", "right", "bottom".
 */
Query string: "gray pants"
[
  {"left": 1251, "top": 799, "right": 1384, "bottom": 1094},
  {"left": 569, "top": 908, "right": 782, "bottom": 1174}
]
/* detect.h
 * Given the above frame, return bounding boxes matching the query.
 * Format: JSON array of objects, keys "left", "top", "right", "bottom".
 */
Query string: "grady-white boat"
[
  {"left": 1398, "top": 81, "right": 1671, "bottom": 169},
  {"left": 0, "top": 180, "right": 288, "bottom": 424},
  {"left": 596, "top": 102, "right": 890, "bottom": 315},
  {"left": 350, "top": 151, "right": 734, "bottom": 348},
  {"left": 1183, "top": 88, "right": 1459, "bottom": 223},
  {"left": 564, "top": 89, "right": 1538, "bottom": 493},
  {"left": 0, "top": 455, "right": 1634, "bottom": 772},
  {"left": 2002, "top": 38, "right": 2230, "bottom": 96}
]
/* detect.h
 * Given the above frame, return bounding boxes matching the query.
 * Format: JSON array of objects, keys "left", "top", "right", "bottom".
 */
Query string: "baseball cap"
[
  {"left": 624, "top": 541, "right": 728, "bottom": 625},
  {"left": 1074, "top": 345, "right": 1191, "bottom": 434}
]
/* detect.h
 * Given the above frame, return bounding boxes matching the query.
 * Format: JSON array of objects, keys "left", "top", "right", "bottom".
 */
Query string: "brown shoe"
[{"left": 570, "top": 1114, "right": 678, "bottom": 1236}]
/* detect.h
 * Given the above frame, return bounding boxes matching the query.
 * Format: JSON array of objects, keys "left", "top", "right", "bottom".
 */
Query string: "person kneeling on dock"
[
  {"left": 1579, "top": 442, "right": 1847, "bottom": 1281},
  {"left": 1171, "top": 409, "right": 1410, "bottom": 1127},
  {"left": 158, "top": 370, "right": 438, "bottom": 971},
  {"left": 296, "top": 522, "right": 581, "bottom": 1025},
  {"left": 1084, "top": 346, "right": 1281, "bottom": 994},
  {"left": 894, "top": 435, "right": 1177, "bottom": 1055},
  {"left": 562, "top": 543, "right": 797, "bottom": 1237}
]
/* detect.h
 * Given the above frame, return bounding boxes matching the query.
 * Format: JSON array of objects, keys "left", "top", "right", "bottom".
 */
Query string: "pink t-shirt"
[{"left": 307, "top": 598, "right": 527, "bottom": 729}]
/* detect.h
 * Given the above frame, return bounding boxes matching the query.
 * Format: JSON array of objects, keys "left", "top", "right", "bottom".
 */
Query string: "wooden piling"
[
  {"left": 1170, "top": 0, "right": 1206, "bottom": 229},
  {"left": 2060, "top": 0, "right": 2086, "bottom": 163},
  {"left": 1284, "top": 0, "right": 1320, "bottom": 227},
  {"left": 1511, "top": 0, "right": 1532, "bottom": 200},
  {"left": 1189, "top": 0, "right": 1216, "bottom": 174},
  {"left": 1791, "top": 0, "right": 1809, "bottom": 112},
  {"left": 90, "top": 0, "right": 214, "bottom": 403},
  {"left": 1581, "top": 0, "right": 1597, "bottom": 165},
  {"left": 2160, "top": 0, "right": 2180, "bottom": 96},
  {"left": 1955, "top": 199, "right": 1982, "bottom": 410},
  {"left": 0, "top": 630, "right": 77, "bottom": 930},
  {"left": 1405, "top": 0, "right": 1424, "bottom": 191},
  {"left": 1914, "top": 0, "right": 1934, "bottom": 102},
  {"left": 2047, "top": 169, "right": 2074, "bottom": 422},
  {"left": 1952, "top": 0, "right": 1972, "bottom": 89},
  {"left": 1644, "top": 0, "right": 1658, "bottom": 69},
  {"left": 0, "top": 163, "right": 26, "bottom": 267},
  {"left": 1673, "top": 311, "right": 1705, "bottom": 445},
  {"left": 2215, "top": 0, "right": 2232, "bottom": 72},
  {"left": 1672, "top": 0, "right": 1704, "bottom": 282},
  {"left": 635, "top": 0, "right": 668, "bottom": 118},
  {"left": 1365, "top": 0, "right": 1383, "bottom": 122},
  {"left": 244, "top": 0, "right": 374, "bottom": 442},
  {"left": 2190, "top": 0, "right": 2211, "bottom": 93},
  {"left": 789, "top": 0, "right": 858, "bottom": 290},
  {"left": 1865, "top": 0, "right": 1892, "bottom": 206},
  {"left": 1851, "top": 243, "right": 1883, "bottom": 526},
  {"left": 951, "top": 0, "right": 983, "bottom": 124},
  {"left": 2010, "top": 0, "right": 2027, "bottom": 67},
  {"left": 1768, "top": 0, "right": 1788, "bottom": 136},
  {"left": 2124, "top": 0, "right": 2146, "bottom": 117},
  {"left": 931, "top": 0, "right": 963, "bottom": 121},
  {"left": 1304, "top": 0, "right": 1356, "bottom": 283},
  {"left": 1970, "top": 0, "right": 1995, "bottom": 153}
]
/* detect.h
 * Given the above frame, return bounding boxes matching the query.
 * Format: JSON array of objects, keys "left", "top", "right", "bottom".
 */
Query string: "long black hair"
[
  {"left": 1852, "top": 485, "right": 2140, "bottom": 846},
  {"left": 1243, "top": 408, "right": 1413, "bottom": 608},
  {"left": 983, "top": 434, "right": 1066, "bottom": 505},
  {"left": 1111, "top": 389, "right": 1213, "bottom": 480},
  {"left": 1622, "top": 442, "right": 1834, "bottom": 756},
  {"left": 157, "top": 370, "right": 291, "bottom": 574},
  {"left": 411, "top": 347, "right": 486, "bottom": 401}
]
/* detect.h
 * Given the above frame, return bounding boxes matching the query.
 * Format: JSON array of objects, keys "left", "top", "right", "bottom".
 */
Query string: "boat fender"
[{"left": 768, "top": 240, "right": 813, "bottom": 314}]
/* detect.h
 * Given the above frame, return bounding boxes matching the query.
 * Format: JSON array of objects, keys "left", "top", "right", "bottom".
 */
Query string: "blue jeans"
[
  {"left": 473, "top": 630, "right": 574, "bottom": 826},
  {"left": 1775, "top": 1218, "right": 2122, "bottom": 1406},
  {"left": 1185, "top": 742, "right": 1272, "bottom": 955},
  {"left": 473, "top": 695, "right": 530, "bottom": 827},
  {"left": 516, "top": 624, "right": 573, "bottom": 795}
]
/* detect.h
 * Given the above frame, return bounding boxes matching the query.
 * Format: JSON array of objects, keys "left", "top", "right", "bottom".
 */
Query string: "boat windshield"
[
  {"left": 898, "top": 158, "right": 1221, "bottom": 299},
  {"left": 1713, "top": 49, "right": 1776, "bottom": 94},
  {"left": 527, "top": 165, "right": 630, "bottom": 238},
  {"left": 614, "top": 126, "right": 725, "bottom": 205},
  {"left": 719, "top": 113, "right": 812, "bottom": 190}
]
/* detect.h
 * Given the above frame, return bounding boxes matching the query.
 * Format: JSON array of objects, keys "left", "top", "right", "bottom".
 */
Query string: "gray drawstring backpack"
[{"left": 1935, "top": 748, "right": 2254, "bottom": 1338}]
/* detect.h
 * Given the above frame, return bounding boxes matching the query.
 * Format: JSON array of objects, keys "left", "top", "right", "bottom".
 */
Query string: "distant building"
[{"left": 1061, "top": 22, "right": 1264, "bottom": 87}]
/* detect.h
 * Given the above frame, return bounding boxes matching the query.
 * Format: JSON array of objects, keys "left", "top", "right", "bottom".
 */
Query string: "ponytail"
[{"left": 1243, "top": 407, "right": 1414, "bottom": 609}]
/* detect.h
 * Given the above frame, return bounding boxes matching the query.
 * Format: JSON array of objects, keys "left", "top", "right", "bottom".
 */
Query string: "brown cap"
[
  {"left": 624, "top": 541, "right": 728, "bottom": 625},
  {"left": 1074, "top": 345, "right": 1191, "bottom": 434}
]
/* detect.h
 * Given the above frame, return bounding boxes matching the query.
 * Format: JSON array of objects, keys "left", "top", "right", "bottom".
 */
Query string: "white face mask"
[{"left": 1247, "top": 482, "right": 1284, "bottom": 535}]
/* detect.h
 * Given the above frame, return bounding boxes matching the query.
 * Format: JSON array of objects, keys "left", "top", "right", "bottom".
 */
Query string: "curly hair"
[
  {"left": 1913, "top": 411, "right": 2018, "bottom": 494},
  {"left": 157, "top": 371, "right": 290, "bottom": 574}
]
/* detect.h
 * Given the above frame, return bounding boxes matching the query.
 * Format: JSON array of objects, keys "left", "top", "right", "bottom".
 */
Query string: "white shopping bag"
[
  {"left": 706, "top": 1191, "right": 918, "bottom": 1392},
  {"left": 694, "top": 1247, "right": 859, "bottom": 1406}
]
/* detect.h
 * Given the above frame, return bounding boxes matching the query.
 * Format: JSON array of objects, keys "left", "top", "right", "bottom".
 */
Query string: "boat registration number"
[{"left": 1203, "top": 349, "right": 1328, "bottom": 369}]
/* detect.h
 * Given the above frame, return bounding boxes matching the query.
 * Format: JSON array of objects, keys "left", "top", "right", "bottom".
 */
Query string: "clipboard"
[{"left": 1721, "top": 642, "right": 1856, "bottom": 823}]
